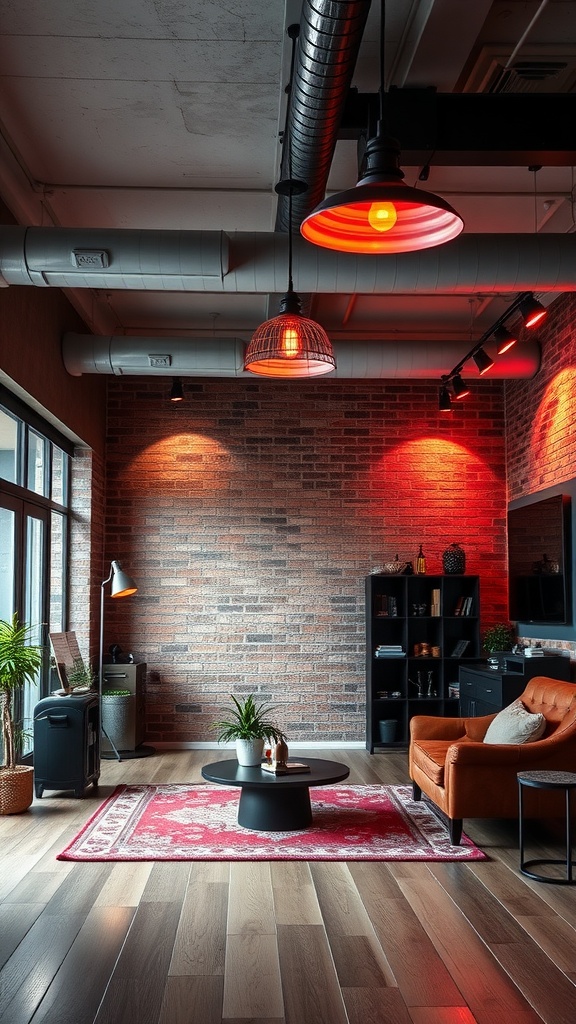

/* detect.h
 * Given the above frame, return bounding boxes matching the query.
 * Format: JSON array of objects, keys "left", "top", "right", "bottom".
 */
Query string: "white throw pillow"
[{"left": 483, "top": 698, "right": 546, "bottom": 745}]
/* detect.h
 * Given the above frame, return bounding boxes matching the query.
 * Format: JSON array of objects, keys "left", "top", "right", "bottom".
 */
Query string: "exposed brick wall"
[
  {"left": 505, "top": 292, "right": 576, "bottom": 656},
  {"left": 69, "top": 446, "right": 106, "bottom": 667},
  {"left": 103, "top": 377, "right": 508, "bottom": 744}
]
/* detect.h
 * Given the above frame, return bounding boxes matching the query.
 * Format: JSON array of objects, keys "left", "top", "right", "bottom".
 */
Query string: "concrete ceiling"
[{"left": 0, "top": 0, "right": 575, "bottom": 366}]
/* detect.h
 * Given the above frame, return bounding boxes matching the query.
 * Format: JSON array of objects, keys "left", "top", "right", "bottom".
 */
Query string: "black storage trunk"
[{"left": 33, "top": 693, "right": 100, "bottom": 797}]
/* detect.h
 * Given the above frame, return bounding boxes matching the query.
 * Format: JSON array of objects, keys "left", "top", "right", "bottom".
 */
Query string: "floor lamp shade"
[{"left": 108, "top": 559, "right": 137, "bottom": 598}]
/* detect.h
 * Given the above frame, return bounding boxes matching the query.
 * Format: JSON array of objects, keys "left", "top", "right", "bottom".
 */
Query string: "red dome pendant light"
[{"left": 301, "top": 1, "right": 464, "bottom": 255}]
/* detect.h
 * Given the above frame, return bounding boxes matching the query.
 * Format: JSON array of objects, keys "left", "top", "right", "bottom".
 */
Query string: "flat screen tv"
[{"left": 507, "top": 494, "right": 571, "bottom": 624}]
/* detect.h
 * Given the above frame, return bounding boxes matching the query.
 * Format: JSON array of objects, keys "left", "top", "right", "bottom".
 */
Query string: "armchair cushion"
[{"left": 483, "top": 698, "right": 546, "bottom": 745}]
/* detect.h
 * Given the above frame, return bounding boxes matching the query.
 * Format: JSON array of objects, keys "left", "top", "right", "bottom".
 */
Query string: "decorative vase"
[
  {"left": 274, "top": 737, "right": 289, "bottom": 767},
  {"left": 235, "top": 737, "right": 264, "bottom": 767},
  {"left": 443, "top": 543, "right": 466, "bottom": 574},
  {"left": 416, "top": 544, "right": 426, "bottom": 574}
]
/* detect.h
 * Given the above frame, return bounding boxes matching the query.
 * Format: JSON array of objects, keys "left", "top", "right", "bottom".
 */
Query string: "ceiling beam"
[{"left": 340, "top": 88, "right": 576, "bottom": 165}]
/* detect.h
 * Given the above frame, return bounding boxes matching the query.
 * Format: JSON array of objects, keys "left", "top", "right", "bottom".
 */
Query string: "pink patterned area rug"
[{"left": 57, "top": 783, "right": 486, "bottom": 862}]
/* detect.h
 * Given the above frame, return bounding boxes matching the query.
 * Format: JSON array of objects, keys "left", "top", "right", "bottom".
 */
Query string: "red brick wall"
[
  {"left": 505, "top": 292, "right": 576, "bottom": 655},
  {"left": 104, "top": 377, "right": 508, "bottom": 743}
]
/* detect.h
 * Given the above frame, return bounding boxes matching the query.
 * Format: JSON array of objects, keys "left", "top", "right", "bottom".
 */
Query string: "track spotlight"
[
  {"left": 493, "top": 326, "right": 517, "bottom": 355},
  {"left": 170, "top": 377, "right": 184, "bottom": 402},
  {"left": 439, "top": 385, "right": 452, "bottom": 412},
  {"left": 472, "top": 347, "right": 494, "bottom": 375},
  {"left": 452, "top": 374, "right": 470, "bottom": 399},
  {"left": 519, "top": 294, "right": 547, "bottom": 328}
]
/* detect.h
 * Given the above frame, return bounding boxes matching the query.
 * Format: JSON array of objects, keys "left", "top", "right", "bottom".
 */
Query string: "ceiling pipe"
[
  {"left": 276, "top": 0, "right": 372, "bottom": 231},
  {"left": 62, "top": 333, "right": 540, "bottom": 380},
  {"left": 1, "top": 227, "right": 575, "bottom": 292}
]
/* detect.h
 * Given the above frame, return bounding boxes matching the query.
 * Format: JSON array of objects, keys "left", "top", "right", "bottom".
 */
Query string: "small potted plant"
[
  {"left": 0, "top": 614, "right": 44, "bottom": 814},
  {"left": 212, "top": 693, "right": 285, "bottom": 766},
  {"left": 65, "top": 657, "right": 97, "bottom": 694},
  {"left": 482, "top": 623, "right": 515, "bottom": 668}
]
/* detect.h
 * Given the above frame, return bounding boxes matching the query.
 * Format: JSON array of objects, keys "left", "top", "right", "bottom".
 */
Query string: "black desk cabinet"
[
  {"left": 459, "top": 656, "right": 572, "bottom": 718},
  {"left": 33, "top": 693, "right": 100, "bottom": 797}
]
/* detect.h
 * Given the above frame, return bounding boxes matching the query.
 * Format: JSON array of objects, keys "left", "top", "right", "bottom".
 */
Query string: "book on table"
[{"left": 261, "top": 761, "right": 311, "bottom": 775}]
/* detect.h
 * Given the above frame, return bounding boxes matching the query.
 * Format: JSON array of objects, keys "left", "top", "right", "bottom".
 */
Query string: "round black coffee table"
[{"left": 201, "top": 757, "right": 350, "bottom": 831}]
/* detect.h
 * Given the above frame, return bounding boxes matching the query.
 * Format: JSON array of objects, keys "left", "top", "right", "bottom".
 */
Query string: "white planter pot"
[{"left": 235, "top": 737, "right": 264, "bottom": 767}]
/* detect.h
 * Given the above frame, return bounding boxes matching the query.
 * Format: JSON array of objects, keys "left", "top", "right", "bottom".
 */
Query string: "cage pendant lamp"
[
  {"left": 244, "top": 27, "right": 335, "bottom": 379},
  {"left": 300, "top": 0, "right": 463, "bottom": 255},
  {"left": 243, "top": 286, "right": 336, "bottom": 377}
]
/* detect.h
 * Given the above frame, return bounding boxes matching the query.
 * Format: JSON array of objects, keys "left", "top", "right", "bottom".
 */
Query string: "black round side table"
[{"left": 517, "top": 770, "right": 576, "bottom": 885}]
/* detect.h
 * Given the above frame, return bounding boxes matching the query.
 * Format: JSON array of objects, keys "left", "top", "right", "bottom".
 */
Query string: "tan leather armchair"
[{"left": 409, "top": 675, "right": 576, "bottom": 844}]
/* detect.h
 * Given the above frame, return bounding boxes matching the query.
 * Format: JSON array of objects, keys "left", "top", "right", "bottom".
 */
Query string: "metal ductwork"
[
  {"left": 0, "top": 226, "right": 228, "bottom": 288},
  {"left": 62, "top": 333, "right": 541, "bottom": 379},
  {"left": 276, "top": 0, "right": 372, "bottom": 231},
  {"left": 1, "top": 227, "right": 575, "bottom": 292}
]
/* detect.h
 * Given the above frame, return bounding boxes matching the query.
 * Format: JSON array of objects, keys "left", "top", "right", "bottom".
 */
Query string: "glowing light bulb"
[
  {"left": 282, "top": 326, "right": 300, "bottom": 358},
  {"left": 368, "top": 201, "right": 398, "bottom": 233}
]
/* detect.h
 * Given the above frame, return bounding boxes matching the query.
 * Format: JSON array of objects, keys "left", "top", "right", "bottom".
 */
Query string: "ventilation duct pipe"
[
  {"left": 0, "top": 226, "right": 228, "bottom": 288},
  {"left": 62, "top": 334, "right": 540, "bottom": 380},
  {"left": 1, "top": 227, "right": 574, "bottom": 292},
  {"left": 275, "top": 0, "right": 372, "bottom": 231}
]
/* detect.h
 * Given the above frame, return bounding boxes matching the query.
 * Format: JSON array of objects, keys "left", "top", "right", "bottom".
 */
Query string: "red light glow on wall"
[
  {"left": 522, "top": 369, "right": 576, "bottom": 490},
  {"left": 371, "top": 436, "right": 505, "bottom": 576}
]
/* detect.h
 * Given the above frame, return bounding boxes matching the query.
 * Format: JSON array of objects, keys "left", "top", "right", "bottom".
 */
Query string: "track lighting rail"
[{"left": 439, "top": 291, "right": 547, "bottom": 410}]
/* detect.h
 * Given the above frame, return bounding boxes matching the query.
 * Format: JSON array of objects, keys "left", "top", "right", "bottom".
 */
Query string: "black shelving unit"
[{"left": 365, "top": 574, "right": 480, "bottom": 752}]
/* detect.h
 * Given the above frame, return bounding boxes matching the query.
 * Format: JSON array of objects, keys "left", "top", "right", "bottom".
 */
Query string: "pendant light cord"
[
  {"left": 277, "top": 24, "right": 304, "bottom": 299},
  {"left": 379, "top": 0, "right": 385, "bottom": 123},
  {"left": 285, "top": 26, "right": 299, "bottom": 293}
]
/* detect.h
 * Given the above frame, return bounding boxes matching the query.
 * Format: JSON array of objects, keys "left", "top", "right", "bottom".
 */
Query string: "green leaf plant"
[
  {"left": 482, "top": 623, "right": 515, "bottom": 654},
  {"left": 0, "top": 614, "right": 44, "bottom": 769},
  {"left": 212, "top": 693, "right": 285, "bottom": 745}
]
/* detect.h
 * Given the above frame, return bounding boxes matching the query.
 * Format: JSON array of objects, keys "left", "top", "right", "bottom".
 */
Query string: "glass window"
[
  {"left": 22, "top": 512, "right": 46, "bottom": 753},
  {"left": 27, "top": 429, "right": 48, "bottom": 496},
  {"left": 0, "top": 505, "right": 15, "bottom": 620},
  {"left": 0, "top": 408, "right": 19, "bottom": 484},
  {"left": 50, "top": 511, "right": 66, "bottom": 632},
  {"left": 0, "top": 399, "right": 71, "bottom": 760}
]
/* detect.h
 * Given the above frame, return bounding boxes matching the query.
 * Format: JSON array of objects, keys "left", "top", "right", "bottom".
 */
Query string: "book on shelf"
[
  {"left": 375, "top": 644, "right": 405, "bottom": 658},
  {"left": 261, "top": 761, "right": 311, "bottom": 775},
  {"left": 376, "top": 595, "right": 398, "bottom": 617},
  {"left": 430, "top": 588, "right": 441, "bottom": 616},
  {"left": 454, "top": 595, "right": 474, "bottom": 616},
  {"left": 450, "top": 639, "right": 470, "bottom": 657}
]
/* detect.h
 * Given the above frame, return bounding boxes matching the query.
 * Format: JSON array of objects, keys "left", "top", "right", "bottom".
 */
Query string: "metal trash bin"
[{"left": 33, "top": 693, "right": 100, "bottom": 798}]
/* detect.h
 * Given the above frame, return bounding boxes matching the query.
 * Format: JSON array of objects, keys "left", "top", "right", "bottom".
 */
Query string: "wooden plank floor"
[{"left": 1, "top": 749, "right": 575, "bottom": 1024}]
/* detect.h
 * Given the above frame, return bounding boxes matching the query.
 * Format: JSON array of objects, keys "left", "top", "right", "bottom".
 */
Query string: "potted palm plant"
[
  {"left": 212, "top": 693, "right": 285, "bottom": 766},
  {"left": 0, "top": 614, "right": 44, "bottom": 814}
]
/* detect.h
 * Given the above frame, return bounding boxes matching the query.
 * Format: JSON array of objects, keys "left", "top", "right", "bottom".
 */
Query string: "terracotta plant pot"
[{"left": 0, "top": 764, "right": 34, "bottom": 814}]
